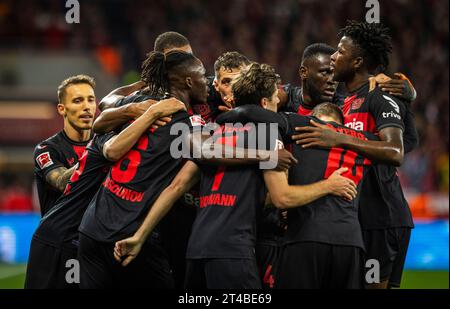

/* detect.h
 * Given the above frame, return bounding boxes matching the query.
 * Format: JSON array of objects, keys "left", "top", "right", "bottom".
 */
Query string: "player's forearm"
[
  {"left": 93, "top": 103, "right": 139, "bottom": 134},
  {"left": 46, "top": 165, "right": 78, "bottom": 192},
  {"left": 98, "top": 81, "right": 145, "bottom": 111},
  {"left": 103, "top": 109, "right": 163, "bottom": 162},
  {"left": 337, "top": 134, "right": 404, "bottom": 166},
  {"left": 134, "top": 166, "right": 200, "bottom": 242},
  {"left": 279, "top": 181, "right": 331, "bottom": 209},
  {"left": 199, "top": 144, "right": 269, "bottom": 166}
]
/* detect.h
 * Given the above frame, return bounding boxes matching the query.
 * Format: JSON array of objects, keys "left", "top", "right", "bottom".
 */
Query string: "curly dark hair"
[
  {"left": 140, "top": 50, "right": 199, "bottom": 96},
  {"left": 232, "top": 63, "right": 278, "bottom": 107},
  {"left": 339, "top": 20, "right": 392, "bottom": 73}
]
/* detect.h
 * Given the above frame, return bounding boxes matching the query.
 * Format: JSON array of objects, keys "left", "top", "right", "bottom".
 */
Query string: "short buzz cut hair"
[
  {"left": 214, "top": 51, "right": 251, "bottom": 76},
  {"left": 301, "top": 43, "right": 336, "bottom": 64},
  {"left": 312, "top": 102, "right": 344, "bottom": 125},
  {"left": 154, "top": 31, "right": 190, "bottom": 53},
  {"left": 232, "top": 63, "right": 278, "bottom": 107},
  {"left": 57, "top": 74, "right": 95, "bottom": 103}
]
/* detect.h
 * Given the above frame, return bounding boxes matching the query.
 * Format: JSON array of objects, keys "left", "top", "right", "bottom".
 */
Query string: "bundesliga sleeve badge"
[
  {"left": 36, "top": 152, "right": 54, "bottom": 169},
  {"left": 189, "top": 115, "right": 206, "bottom": 127}
]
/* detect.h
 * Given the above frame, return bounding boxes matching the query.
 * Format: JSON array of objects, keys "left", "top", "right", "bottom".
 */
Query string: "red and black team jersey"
[
  {"left": 219, "top": 105, "right": 376, "bottom": 249},
  {"left": 34, "top": 130, "right": 90, "bottom": 216},
  {"left": 278, "top": 84, "right": 345, "bottom": 115},
  {"left": 342, "top": 82, "right": 414, "bottom": 229},
  {"left": 283, "top": 113, "right": 377, "bottom": 249},
  {"left": 34, "top": 133, "right": 115, "bottom": 248},
  {"left": 186, "top": 112, "right": 284, "bottom": 259},
  {"left": 79, "top": 95, "right": 205, "bottom": 243}
]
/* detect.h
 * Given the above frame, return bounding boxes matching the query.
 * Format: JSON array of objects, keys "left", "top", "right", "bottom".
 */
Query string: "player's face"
[
  {"left": 331, "top": 36, "right": 356, "bottom": 82},
  {"left": 261, "top": 86, "right": 279, "bottom": 113},
  {"left": 58, "top": 83, "right": 96, "bottom": 131},
  {"left": 189, "top": 62, "right": 209, "bottom": 105},
  {"left": 303, "top": 54, "right": 336, "bottom": 103},
  {"left": 214, "top": 67, "right": 243, "bottom": 107}
]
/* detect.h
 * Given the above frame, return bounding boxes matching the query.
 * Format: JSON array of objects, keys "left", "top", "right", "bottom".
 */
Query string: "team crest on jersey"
[
  {"left": 189, "top": 115, "right": 206, "bottom": 127},
  {"left": 351, "top": 98, "right": 365, "bottom": 110},
  {"left": 193, "top": 103, "right": 211, "bottom": 119},
  {"left": 36, "top": 152, "right": 53, "bottom": 169},
  {"left": 383, "top": 95, "right": 400, "bottom": 113}
]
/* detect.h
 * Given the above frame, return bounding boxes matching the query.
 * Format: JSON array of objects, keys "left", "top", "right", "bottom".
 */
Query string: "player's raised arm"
[
  {"left": 263, "top": 167, "right": 357, "bottom": 209},
  {"left": 102, "top": 98, "right": 185, "bottom": 161},
  {"left": 114, "top": 161, "right": 200, "bottom": 266},
  {"left": 294, "top": 119, "right": 404, "bottom": 166},
  {"left": 98, "top": 80, "right": 146, "bottom": 111}
]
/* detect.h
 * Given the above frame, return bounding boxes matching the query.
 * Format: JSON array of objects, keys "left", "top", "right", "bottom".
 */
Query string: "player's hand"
[
  {"left": 131, "top": 100, "right": 154, "bottom": 118},
  {"left": 292, "top": 120, "right": 340, "bottom": 148},
  {"left": 218, "top": 94, "right": 234, "bottom": 113},
  {"left": 375, "top": 73, "right": 416, "bottom": 101},
  {"left": 152, "top": 97, "right": 186, "bottom": 117},
  {"left": 370, "top": 73, "right": 391, "bottom": 92},
  {"left": 326, "top": 167, "right": 358, "bottom": 201},
  {"left": 275, "top": 148, "right": 298, "bottom": 171},
  {"left": 150, "top": 116, "right": 172, "bottom": 130},
  {"left": 113, "top": 236, "right": 144, "bottom": 267}
]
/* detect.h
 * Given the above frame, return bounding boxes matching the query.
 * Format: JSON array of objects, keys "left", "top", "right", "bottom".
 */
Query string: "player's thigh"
[
  {"left": 388, "top": 228, "right": 412, "bottom": 288},
  {"left": 24, "top": 238, "right": 60, "bottom": 289},
  {"left": 255, "top": 243, "right": 280, "bottom": 289},
  {"left": 330, "top": 245, "right": 364, "bottom": 289},
  {"left": 275, "top": 242, "right": 330, "bottom": 289},
  {"left": 122, "top": 242, "right": 174, "bottom": 289},
  {"left": 77, "top": 233, "right": 114, "bottom": 289},
  {"left": 184, "top": 259, "right": 207, "bottom": 289},
  {"left": 205, "top": 258, "right": 261, "bottom": 289},
  {"left": 362, "top": 229, "right": 397, "bottom": 282}
]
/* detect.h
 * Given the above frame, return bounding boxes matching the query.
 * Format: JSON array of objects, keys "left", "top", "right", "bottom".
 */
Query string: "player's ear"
[
  {"left": 353, "top": 56, "right": 364, "bottom": 70},
  {"left": 299, "top": 66, "right": 308, "bottom": 80},
  {"left": 213, "top": 78, "right": 219, "bottom": 92},
  {"left": 57, "top": 102, "right": 66, "bottom": 116},
  {"left": 260, "top": 97, "right": 268, "bottom": 109},
  {"left": 185, "top": 77, "right": 193, "bottom": 89}
]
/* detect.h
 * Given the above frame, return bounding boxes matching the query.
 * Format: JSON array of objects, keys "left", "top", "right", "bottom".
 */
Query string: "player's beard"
[{"left": 304, "top": 80, "right": 327, "bottom": 106}]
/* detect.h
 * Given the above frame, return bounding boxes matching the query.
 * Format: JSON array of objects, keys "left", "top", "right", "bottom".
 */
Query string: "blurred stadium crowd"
[{"left": 0, "top": 0, "right": 448, "bottom": 212}]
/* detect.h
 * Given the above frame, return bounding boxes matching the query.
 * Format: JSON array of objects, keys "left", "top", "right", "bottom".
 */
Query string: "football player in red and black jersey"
[
  {"left": 34, "top": 75, "right": 96, "bottom": 217},
  {"left": 25, "top": 98, "right": 184, "bottom": 289},
  {"left": 77, "top": 50, "right": 209, "bottom": 288},
  {"left": 295, "top": 21, "right": 415, "bottom": 289},
  {"left": 112, "top": 63, "right": 356, "bottom": 289}
]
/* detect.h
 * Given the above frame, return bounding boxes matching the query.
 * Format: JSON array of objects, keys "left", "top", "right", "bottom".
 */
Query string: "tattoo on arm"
[{"left": 45, "top": 165, "right": 78, "bottom": 192}]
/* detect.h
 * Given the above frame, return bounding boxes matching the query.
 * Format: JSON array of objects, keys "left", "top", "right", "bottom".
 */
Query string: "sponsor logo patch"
[
  {"left": 383, "top": 95, "right": 400, "bottom": 113},
  {"left": 36, "top": 152, "right": 53, "bottom": 169}
]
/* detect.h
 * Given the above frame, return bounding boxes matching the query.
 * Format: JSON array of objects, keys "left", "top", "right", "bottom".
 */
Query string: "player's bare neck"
[
  {"left": 63, "top": 124, "right": 91, "bottom": 143},
  {"left": 346, "top": 72, "right": 370, "bottom": 93},
  {"left": 169, "top": 89, "right": 191, "bottom": 111}
]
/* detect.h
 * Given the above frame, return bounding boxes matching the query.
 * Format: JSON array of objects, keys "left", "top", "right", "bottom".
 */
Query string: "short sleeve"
[{"left": 34, "top": 143, "right": 64, "bottom": 178}]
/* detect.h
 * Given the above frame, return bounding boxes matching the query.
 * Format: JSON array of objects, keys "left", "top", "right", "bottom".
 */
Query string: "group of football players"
[{"left": 25, "top": 20, "right": 418, "bottom": 289}]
